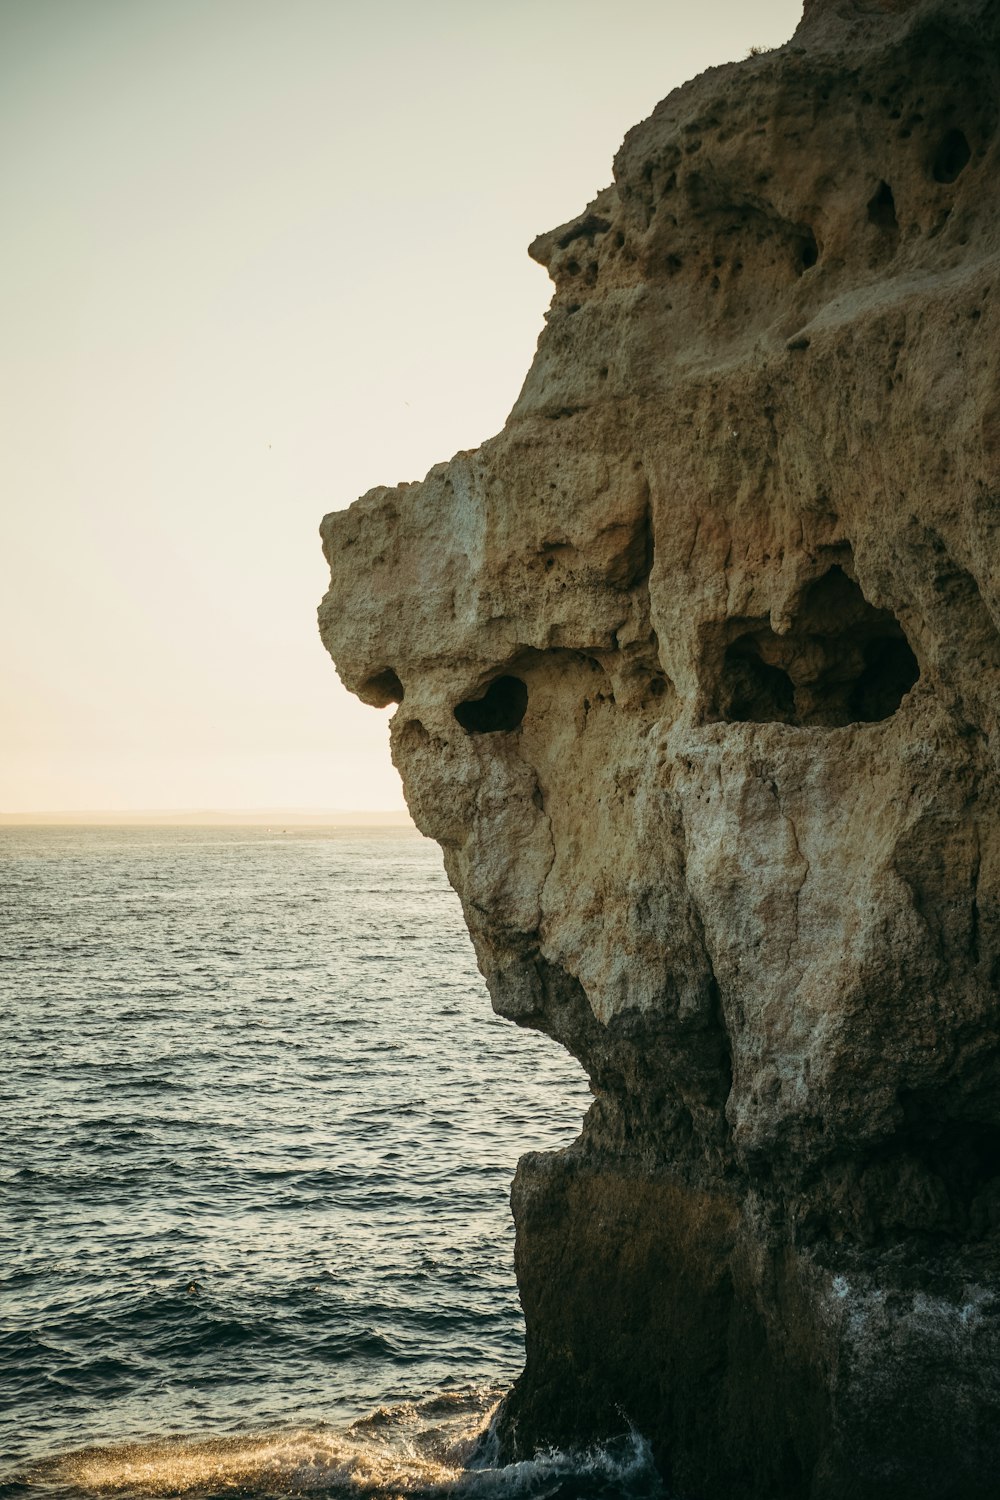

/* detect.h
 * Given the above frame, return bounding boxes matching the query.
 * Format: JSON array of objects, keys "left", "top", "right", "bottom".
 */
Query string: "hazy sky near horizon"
[{"left": 3, "top": 0, "right": 802, "bottom": 813}]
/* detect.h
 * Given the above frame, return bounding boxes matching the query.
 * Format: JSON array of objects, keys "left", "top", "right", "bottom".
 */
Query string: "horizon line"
[{"left": 0, "top": 808, "right": 416, "bottom": 827}]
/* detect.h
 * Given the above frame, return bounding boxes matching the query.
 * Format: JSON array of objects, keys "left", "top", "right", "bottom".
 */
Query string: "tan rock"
[{"left": 319, "top": 0, "right": 1000, "bottom": 1493}]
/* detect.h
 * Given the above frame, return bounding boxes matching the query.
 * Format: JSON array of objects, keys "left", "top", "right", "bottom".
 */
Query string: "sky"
[{"left": 1, "top": 0, "right": 803, "bottom": 815}]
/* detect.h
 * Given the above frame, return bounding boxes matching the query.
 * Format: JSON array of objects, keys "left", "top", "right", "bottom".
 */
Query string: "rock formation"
[{"left": 318, "top": 0, "right": 1000, "bottom": 1493}]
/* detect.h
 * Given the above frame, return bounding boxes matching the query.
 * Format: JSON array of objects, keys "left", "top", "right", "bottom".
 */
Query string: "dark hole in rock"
[
  {"left": 454, "top": 676, "right": 528, "bottom": 734},
  {"left": 849, "top": 636, "right": 920, "bottom": 722},
  {"left": 362, "top": 668, "right": 404, "bottom": 706},
  {"left": 932, "top": 129, "right": 971, "bottom": 184},
  {"left": 723, "top": 646, "right": 796, "bottom": 725},
  {"left": 867, "top": 180, "right": 898, "bottom": 231},
  {"left": 799, "top": 231, "right": 819, "bottom": 271},
  {"left": 715, "top": 566, "right": 919, "bottom": 728}
]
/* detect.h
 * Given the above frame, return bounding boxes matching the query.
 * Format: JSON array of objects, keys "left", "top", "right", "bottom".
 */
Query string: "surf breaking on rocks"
[{"left": 16, "top": 1391, "right": 661, "bottom": 1500}]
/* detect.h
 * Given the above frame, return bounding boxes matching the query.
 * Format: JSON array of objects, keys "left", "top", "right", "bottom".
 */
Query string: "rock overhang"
[{"left": 318, "top": 1, "right": 1000, "bottom": 1492}]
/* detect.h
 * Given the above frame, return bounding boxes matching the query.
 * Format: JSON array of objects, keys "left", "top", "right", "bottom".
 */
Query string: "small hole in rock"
[
  {"left": 362, "top": 669, "right": 404, "bottom": 706},
  {"left": 799, "top": 231, "right": 819, "bottom": 271},
  {"left": 454, "top": 676, "right": 528, "bottom": 734},
  {"left": 932, "top": 129, "right": 971, "bottom": 184},
  {"left": 867, "top": 180, "right": 898, "bottom": 232}
]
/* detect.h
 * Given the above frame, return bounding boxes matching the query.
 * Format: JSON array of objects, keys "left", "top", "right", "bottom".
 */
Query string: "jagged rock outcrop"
[{"left": 318, "top": 1, "right": 1000, "bottom": 1494}]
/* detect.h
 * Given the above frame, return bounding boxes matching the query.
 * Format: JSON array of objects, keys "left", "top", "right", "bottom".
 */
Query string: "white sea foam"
[{"left": 29, "top": 1390, "right": 660, "bottom": 1498}]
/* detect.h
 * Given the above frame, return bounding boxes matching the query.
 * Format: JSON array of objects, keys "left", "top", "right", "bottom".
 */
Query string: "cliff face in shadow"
[{"left": 318, "top": 1, "right": 1000, "bottom": 1494}]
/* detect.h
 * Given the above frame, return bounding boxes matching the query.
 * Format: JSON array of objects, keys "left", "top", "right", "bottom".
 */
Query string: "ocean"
[{"left": 0, "top": 826, "right": 661, "bottom": 1499}]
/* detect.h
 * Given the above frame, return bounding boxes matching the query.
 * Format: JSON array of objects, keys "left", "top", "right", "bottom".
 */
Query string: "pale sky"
[{"left": 1, "top": 0, "right": 802, "bottom": 814}]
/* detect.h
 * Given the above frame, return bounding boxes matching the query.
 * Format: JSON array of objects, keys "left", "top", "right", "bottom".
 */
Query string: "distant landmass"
[{"left": 0, "top": 809, "right": 415, "bottom": 826}]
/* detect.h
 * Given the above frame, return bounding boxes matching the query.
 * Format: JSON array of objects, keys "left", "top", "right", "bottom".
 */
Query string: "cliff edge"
[{"left": 318, "top": 1, "right": 1000, "bottom": 1494}]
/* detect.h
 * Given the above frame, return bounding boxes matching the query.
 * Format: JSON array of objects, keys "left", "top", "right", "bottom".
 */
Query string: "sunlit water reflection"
[{"left": 0, "top": 827, "right": 633, "bottom": 1497}]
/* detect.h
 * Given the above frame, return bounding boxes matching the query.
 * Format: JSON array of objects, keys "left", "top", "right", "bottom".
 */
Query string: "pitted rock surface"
[{"left": 319, "top": 1, "right": 1000, "bottom": 1494}]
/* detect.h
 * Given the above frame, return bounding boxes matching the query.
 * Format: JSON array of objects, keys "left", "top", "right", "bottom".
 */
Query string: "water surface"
[{"left": 1, "top": 827, "right": 655, "bottom": 1497}]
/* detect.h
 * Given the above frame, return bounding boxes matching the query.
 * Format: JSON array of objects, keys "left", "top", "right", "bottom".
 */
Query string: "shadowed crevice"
[
  {"left": 361, "top": 668, "right": 404, "bottom": 706},
  {"left": 714, "top": 566, "right": 919, "bottom": 727},
  {"left": 454, "top": 676, "right": 528, "bottom": 734}
]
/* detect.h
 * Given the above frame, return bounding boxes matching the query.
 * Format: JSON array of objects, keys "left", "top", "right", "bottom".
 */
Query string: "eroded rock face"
[{"left": 319, "top": 1, "right": 1000, "bottom": 1493}]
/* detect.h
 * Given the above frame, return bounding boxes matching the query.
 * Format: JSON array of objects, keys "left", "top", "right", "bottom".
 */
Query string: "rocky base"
[{"left": 499, "top": 1150, "right": 1000, "bottom": 1500}]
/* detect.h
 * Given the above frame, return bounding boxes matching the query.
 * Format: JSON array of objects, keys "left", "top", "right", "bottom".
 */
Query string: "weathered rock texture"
[{"left": 319, "top": 1, "right": 1000, "bottom": 1494}]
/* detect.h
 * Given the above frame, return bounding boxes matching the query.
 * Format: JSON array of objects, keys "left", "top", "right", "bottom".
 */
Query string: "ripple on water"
[{"left": 0, "top": 827, "right": 592, "bottom": 1486}]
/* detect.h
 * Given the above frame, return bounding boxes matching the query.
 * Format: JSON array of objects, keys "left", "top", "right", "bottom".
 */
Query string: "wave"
[{"left": 14, "top": 1390, "right": 661, "bottom": 1500}]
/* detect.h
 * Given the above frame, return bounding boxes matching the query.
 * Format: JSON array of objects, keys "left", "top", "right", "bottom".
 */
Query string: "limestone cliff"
[{"left": 318, "top": 1, "right": 1000, "bottom": 1494}]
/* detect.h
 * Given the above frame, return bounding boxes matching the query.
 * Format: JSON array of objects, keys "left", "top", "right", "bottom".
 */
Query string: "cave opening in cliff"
[
  {"left": 798, "top": 229, "right": 819, "bottom": 271},
  {"left": 867, "top": 180, "right": 898, "bottom": 231},
  {"left": 454, "top": 675, "right": 528, "bottom": 733},
  {"left": 931, "top": 128, "right": 971, "bottom": 183},
  {"left": 720, "top": 646, "right": 795, "bottom": 724},
  {"left": 716, "top": 566, "right": 919, "bottom": 727},
  {"left": 362, "top": 668, "right": 404, "bottom": 706}
]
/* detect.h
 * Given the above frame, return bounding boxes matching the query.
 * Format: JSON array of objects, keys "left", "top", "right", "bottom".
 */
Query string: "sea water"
[{"left": 0, "top": 826, "right": 661, "bottom": 1498}]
